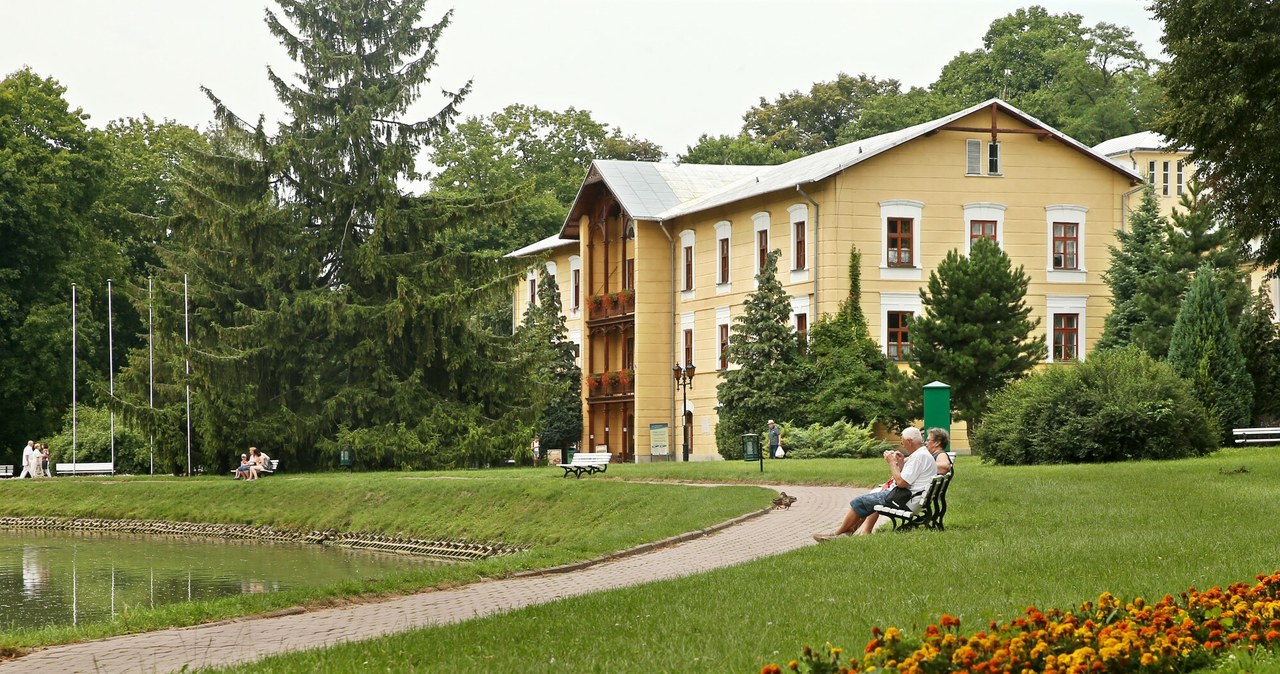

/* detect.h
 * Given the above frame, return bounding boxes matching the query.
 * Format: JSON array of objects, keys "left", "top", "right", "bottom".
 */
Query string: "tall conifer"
[
  {"left": 1235, "top": 285, "right": 1279, "bottom": 425},
  {"left": 518, "top": 268, "right": 582, "bottom": 455},
  {"left": 1098, "top": 186, "right": 1166, "bottom": 350}
]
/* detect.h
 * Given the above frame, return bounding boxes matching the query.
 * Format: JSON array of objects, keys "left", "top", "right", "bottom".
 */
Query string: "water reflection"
[{"left": 0, "top": 530, "right": 434, "bottom": 630}]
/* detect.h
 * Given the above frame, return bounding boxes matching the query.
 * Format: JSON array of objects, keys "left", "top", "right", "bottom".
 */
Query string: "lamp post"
[{"left": 673, "top": 362, "right": 696, "bottom": 462}]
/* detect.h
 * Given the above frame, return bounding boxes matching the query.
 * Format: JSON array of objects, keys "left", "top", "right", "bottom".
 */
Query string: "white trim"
[
  {"left": 879, "top": 199, "right": 923, "bottom": 279},
  {"left": 1045, "top": 204, "right": 1088, "bottom": 283},
  {"left": 569, "top": 328, "right": 582, "bottom": 367},
  {"left": 525, "top": 268, "right": 538, "bottom": 306},
  {"left": 962, "top": 202, "right": 1007, "bottom": 255},
  {"left": 568, "top": 255, "right": 582, "bottom": 316},
  {"left": 716, "top": 306, "right": 731, "bottom": 371},
  {"left": 714, "top": 220, "right": 732, "bottom": 294},
  {"left": 790, "top": 295, "right": 810, "bottom": 329},
  {"left": 1046, "top": 295, "right": 1088, "bottom": 363},
  {"left": 788, "top": 204, "right": 810, "bottom": 284},
  {"left": 752, "top": 212, "right": 771, "bottom": 289},
  {"left": 679, "top": 229, "right": 696, "bottom": 302},
  {"left": 879, "top": 292, "right": 921, "bottom": 360}
]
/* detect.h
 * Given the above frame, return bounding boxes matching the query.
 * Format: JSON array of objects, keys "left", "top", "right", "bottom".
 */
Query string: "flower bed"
[{"left": 762, "top": 572, "right": 1280, "bottom": 674}]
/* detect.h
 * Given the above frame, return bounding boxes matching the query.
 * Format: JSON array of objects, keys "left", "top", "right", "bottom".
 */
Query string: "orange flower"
[{"left": 940, "top": 613, "right": 962, "bottom": 629}]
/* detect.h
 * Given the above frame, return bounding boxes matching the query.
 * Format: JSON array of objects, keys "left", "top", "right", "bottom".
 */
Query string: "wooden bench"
[
  {"left": 0, "top": 465, "right": 12, "bottom": 478},
  {"left": 54, "top": 462, "right": 114, "bottom": 476},
  {"left": 873, "top": 452, "right": 956, "bottom": 532},
  {"left": 560, "top": 452, "right": 611, "bottom": 478},
  {"left": 1232, "top": 427, "right": 1280, "bottom": 446}
]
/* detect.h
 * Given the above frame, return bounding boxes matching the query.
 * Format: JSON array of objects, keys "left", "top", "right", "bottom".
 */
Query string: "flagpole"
[
  {"left": 148, "top": 276, "right": 154, "bottom": 476},
  {"left": 184, "top": 274, "right": 191, "bottom": 477},
  {"left": 108, "top": 278, "right": 115, "bottom": 473},
  {"left": 71, "top": 283, "right": 77, "bottom": 467}
]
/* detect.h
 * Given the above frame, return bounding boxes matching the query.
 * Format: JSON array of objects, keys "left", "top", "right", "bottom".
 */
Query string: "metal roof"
[
  {"left": 1092, "top": 130, "right": 1188, "bottom": 157},
  {"left": 504, "top": 232, "right": 576, "bottom": 258}
]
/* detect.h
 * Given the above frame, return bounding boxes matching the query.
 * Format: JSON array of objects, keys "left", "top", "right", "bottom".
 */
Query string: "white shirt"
[{"left": 899, "top": 447, "right": 939, "bottom": 495}]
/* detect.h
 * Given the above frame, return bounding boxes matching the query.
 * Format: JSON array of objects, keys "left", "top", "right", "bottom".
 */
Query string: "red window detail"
[
  {"left": 572, "top": 269, "right": 581, "bottom": 311},
  {"left": 887, "top": 311, "right": 912, "bottom": 361},
  {"left": 623, "top": 258, "right": 635, "bottom": 290},
  {"left": 757, "top": 229, "right": 769, "bottom": 271},
  {"left": 683, "top": 245, "right": 693, "bottom": 291},
  {"left": 683, "top": 329, "right": 694, "bottom": 369},
  {"left": 529, "top": 279, "right": 537, "bottom": 306},
  {"left": 1054, "top": 313, "right": 1079, "bottom": 362},
  {"left": 719, "top": 237, "right": 730, "bottom": 284},
  {"left": 793, "top": 221, "right": 806, "bottom": 270},
  {"left": 970, "top": 220, "right": 997, "bottom": 245},
  {"left": 887, "top": 218, "right": 913, "bottom": 267},
  {"left": 1052, "top": 222, "right": 1078, "bottom": 270},
  {"left": 718, "top": 324, "right": 729, "bottom": 370}
]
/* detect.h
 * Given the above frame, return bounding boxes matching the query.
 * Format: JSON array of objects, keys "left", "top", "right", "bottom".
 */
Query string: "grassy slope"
[
  {"left": 209, "top": 448, "right": 1280, "bottom": 673},
  {"left": 0, "top": 471, "right": 771, "bottom": 650}
]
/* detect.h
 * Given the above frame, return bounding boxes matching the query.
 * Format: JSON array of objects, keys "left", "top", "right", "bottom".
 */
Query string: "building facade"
[{"left": 513, "top": 99, "right": 1147, "bottom": 458}]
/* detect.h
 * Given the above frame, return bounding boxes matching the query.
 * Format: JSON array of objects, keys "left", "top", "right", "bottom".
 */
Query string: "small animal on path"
[
  {"left": 1219, "top": 466, "right": 1249, "bottom": 475},
  {"left": 772, "top": 492, "right": 798, "bottom": 510}
]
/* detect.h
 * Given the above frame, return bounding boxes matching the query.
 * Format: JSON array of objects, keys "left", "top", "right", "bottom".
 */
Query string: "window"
[
  {"left": 988, "top": 141, "right": 1001, "bottom": 175},
  {"left": 796, "top": 313, "right": 808, "bottom": 351},
  {"left": 683, "top": 329, "right": 694, "bottom": 369},
  {"left": 966, "top": 139, "right": 981, "bottom": 175},
  {"left": 572, "top": 269, "right": 581, "bottom": 312},
  {"left": 970, "top": 220, "right": 998, "bottom": 244},
  {"left": 1052, "top": 222, "right": 1078, "bottom": 270},
  {"left": 623, "top": 258, "right": 635, "bottom": 290},
  {"left": 718, "top": 323, "right": 729, "bottom": 370},
  {"left": 1147, "top": 160, "right": 1156, "bottom": 184},
  {"left": 757, "top": 229, "right": 769, "bottom": 271},
  {"left": 1053, "top": 313, "right": 1079, "bottom": 362},
  {"left": 624, "top": 335, "right": 635, "bottom": 369},
  {"left": 1162, "top": 161, "right": 1170, "bottom": 196},
  {"left": 719, "top": 237, "right": 730, "bottom": 284},
  {"left": 683, "top": 245, "right": 694, "bottom": 291},
  {"left": 1176, "top": 160, "right": 1185, "bottom": 196},
  {"left": 887, "top": 218, "right": 913, "bottom": 267},
  {"left": 528, "top": 278, "right": 536, "bottom": 306},
  {"left": 887, "top": 311, "right": 912, "bottom": 361},
  {"left": 793, "top": 221, "right": 806, "bottom": 270}
]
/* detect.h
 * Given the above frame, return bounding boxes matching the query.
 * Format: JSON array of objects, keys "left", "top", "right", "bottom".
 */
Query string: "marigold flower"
[
  {"left": 940, "top": 613, "right": 961, "bottom": 629},
  {"left": 760, "top": 665, "right": 781, "bottom": 674}
]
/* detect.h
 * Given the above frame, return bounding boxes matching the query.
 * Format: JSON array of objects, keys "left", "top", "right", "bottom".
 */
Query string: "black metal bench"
[{"left": 872, "top": 468, "right": 954, "bottom": 532}]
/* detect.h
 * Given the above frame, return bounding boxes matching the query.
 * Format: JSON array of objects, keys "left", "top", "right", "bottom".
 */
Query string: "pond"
[{"left": 0, "top": 530, "right": 435, "bottom": 631}]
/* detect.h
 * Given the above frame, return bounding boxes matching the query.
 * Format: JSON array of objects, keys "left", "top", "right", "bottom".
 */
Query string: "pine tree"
[
  {"left": 1132, "top": 182, "right": 1248, "bottom": 358},
  {"left": 715, "top": 250, "right": 806, "bottom": 457},
  {"left": 518, "top": 268, "right": 582, "bottom": 456},
  {"left": 127, "top": 0, "right": 531, "bottom": 472},
  {"left": 1098, "top": 186, "right": 1167, "bottom": 350},
  {"left": 1167, "top": 263, "right": 1253, "bottom": 439},
  {"left": 1235, "top": 285, "right": 1280, "bottom": 425},
  {"left": 799, "top": 246, "right": 902, "bottom": 428},
  {"left": 909, "top": 238, "right": 1045, "bottom": 429}
]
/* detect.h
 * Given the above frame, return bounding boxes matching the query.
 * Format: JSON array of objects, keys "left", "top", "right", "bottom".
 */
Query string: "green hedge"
[
  {"left": 972, "top": 347, "right": 1217, "bottom": 464},
  {"left": 781, "top": 420, "right": 892, "bottom": 459}
]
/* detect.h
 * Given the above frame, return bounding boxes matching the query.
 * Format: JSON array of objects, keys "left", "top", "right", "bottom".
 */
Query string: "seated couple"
[
  {"left": 233, "top": 447, "right": 272, "bottom": 481},
  {"left": 813, "top": 426, "right": 950, "bottom": 541}
]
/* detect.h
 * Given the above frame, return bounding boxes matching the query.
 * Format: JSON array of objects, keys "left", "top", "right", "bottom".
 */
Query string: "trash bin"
[
  {"left": 742, "top": 433, "right": 760, "bottom": 462},
  {"left": 564, "top": 448, "right": 576, "bottom": 464},
  {"left": 339, "top": 448, "right": 353, "bottom": 468}
]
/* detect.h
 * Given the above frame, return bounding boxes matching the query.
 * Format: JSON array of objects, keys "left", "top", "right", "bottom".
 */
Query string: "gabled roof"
[
  {"left": 557, "top": 98, "right": 1144, "bottom": 240},
  {"left": 504, "top": 232, "right": 576, "bottom": 258},
  {"left": 1092, "top": 131, "right": 1189, "bottom": 158}
]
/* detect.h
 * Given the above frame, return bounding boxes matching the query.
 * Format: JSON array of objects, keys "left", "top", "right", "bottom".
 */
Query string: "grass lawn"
[
  {"left": 204, "top": 447, "right": 1280, "bottom": 673},
  {"left": 0, "top": 470, "right": 772, "bottom": 651}
]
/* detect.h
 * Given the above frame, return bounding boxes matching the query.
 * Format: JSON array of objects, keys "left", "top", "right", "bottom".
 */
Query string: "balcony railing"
[
  {"left": 587, "top": 371, "right": 635, "bottom": 397},
  {"left": 588, "top": 291, "right": 635, "bottom": 320}
]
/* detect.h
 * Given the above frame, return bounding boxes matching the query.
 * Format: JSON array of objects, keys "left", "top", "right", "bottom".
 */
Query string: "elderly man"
[
  {"left": 766, "top": 420, "right": 781, "bottom": 458},
  {"left": 813, "top": 426, "right": 938, "bottom": 541},
  {"left": 18, "top": 441, "right": 37, "bottom": 479}
]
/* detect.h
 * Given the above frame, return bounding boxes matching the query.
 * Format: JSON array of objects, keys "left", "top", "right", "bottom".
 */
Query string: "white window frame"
[
  {"left": 962, "top": 202, "right": 1006, "bottom": 256},
  {"left": 679, "top": 229, "right": 696, "bottom": 302},
  {"left": 716, "top": 306, "right": 731, "bottom": 371},
  {"left": 966, "top": 139, "right": 1001, "bottom": 176},
  {"left": 788, "top": 204, "right": 810, "bottom": 285},
  {"left": 681, "top": 311, "right": 695, "bottom": 370},
  {"left": 1046, "top": 295, "right": 1088, "bottom": 363},
  {"left": 525, "top": 268, "right": 538, "bottom": 306},
  {"left": 1045, "top": 205, "right": 1088, "bottom": 283},
  {"left": 752, "top": 212, "right": 770, "bottom": 289},
  {"left": 714, "top": 220, "right": 732, "bottom": 295},
  {"left": 880, "top": 291, "right": 921, "bottom": 359},
  {"left": 567, "top": 255, "right": 581, "bottom": 316},
  {"left": 569, "top": 328, "right": 582, "bottom": 367},
  {"left": 789, "top": 295, "right": 810, "bottom": 331},
  {"left": 879, "top": 199, "right": 924, "bottom": 281}
]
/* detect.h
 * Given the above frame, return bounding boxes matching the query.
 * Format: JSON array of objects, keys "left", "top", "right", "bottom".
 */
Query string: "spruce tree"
[
  {"left": 1235, "top": 285, "right": 1280, "bottom": 425},
  {"left": 909, "top": 237, "right": 1045, "bottom": 429},
  {"left": 800, "top": 246, "right": 902, "bottom": 428},
  {"left": 715, "top": 250, "right": 806, "bottom": 457},
  {"left": 518, "top": 268, "right": 582, "bottom": 456},
  {"left": 1132, "top": 182, "right": 1248, "bottom": 358},
  {"left": 1098, "top": 186, "right": 1167, "bottom": 350},
  {"left": 1167, "top": 263, "right": 1253, "bottom": 439}
]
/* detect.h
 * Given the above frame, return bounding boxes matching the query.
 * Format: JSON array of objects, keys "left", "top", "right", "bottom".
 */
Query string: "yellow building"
[{"left": 513, "top": 98, "right": 1146, "bottom": 459}]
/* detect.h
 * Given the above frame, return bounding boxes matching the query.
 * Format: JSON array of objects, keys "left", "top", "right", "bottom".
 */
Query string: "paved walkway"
[{"left": 1, "top": 483, "right": 857, "bottom": 673}]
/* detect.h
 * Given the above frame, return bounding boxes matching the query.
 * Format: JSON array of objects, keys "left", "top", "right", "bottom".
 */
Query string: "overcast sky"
[{"left": 1, "top": 0, "right": 1163, "bottom": 161}]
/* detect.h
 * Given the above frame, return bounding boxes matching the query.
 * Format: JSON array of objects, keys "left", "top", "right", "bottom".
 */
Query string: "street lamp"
[{"left": 673, "top": 362, "right": 696, "bottom": 462}]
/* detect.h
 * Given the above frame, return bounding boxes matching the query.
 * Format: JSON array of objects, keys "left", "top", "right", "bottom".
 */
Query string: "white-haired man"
[
  {"left": 813, "top": 426, "right": 937, "bottom": 541},
  {"left": 18, "top": 441, "right": 37, "bottom": 479}
]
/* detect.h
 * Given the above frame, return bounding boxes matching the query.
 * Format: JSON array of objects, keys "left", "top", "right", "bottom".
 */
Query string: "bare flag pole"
[
  {"left": 71, "top": 283, "right": 77, "bottom": 467},
  {"left": 148, "top": 276, "right": 154, "bottom": 476},
  {"left": 108, "top": 278, "right": 115, "bottom": 473},
  {"left": 184, "top": 274, "right": 191, "bottom": 477}
]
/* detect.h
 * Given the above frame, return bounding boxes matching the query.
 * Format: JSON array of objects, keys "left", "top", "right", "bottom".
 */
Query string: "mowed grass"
[
  {"left": 0, "top": 470, "right": 772, "bottom": 651},
  {"left": 208, "top": 448, "right": 1280, "bottom": 674}
]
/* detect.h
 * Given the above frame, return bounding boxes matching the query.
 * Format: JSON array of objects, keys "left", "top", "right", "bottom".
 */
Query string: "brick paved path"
[{"left": 1, "top": 484, "right": 856, "bottom": 673}]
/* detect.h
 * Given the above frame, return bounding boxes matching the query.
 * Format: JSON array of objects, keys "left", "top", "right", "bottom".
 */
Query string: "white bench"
[
  {"left": 1232, "top": 427, "right": 1280, "bottom": 446},
  {"left": 55, "top": 462, "right": 114, "bottom": 476},
  {"left": 560, "top": 452, "right": 611, "bottom": 478},
  {"left": 0, "top": 465, "right": 12, "bottom": 478}
]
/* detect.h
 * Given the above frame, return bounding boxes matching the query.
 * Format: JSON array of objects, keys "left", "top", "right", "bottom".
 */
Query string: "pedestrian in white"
[{"left": 18, "top": 441, "right": 37, "bottom": 479}]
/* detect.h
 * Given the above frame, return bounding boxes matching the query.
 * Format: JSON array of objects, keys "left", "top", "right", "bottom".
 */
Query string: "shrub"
[
  {"left": 973, "top": 347, "right": 1217, "bottom": 464},
  {"left": 781, "top": 420, "right": 892, "bottom": 459}
]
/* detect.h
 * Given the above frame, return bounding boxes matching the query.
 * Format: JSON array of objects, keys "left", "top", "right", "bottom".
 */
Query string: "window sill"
[
  {"left": 680, "top": 289, "right": 695, "bottom": 303},
  {"left": 880, "top": 266, "right": 922, "bottom": 281},
  {"left": 1046, "top": 270, "right": 1087, "bottom": 284},
  {"left": 789, "top": 269, "right": 810, "bottom": 285},
  {"left": 715, "top": 282, "right": 731, "bottom": 296}
]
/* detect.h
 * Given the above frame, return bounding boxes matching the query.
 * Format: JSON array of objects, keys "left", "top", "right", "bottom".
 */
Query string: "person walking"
[
  {"left": 18, "top": 441, "right": 37, "bottom": 479},
  {"left": 40, "top": 444, "right": 50, "bottom": 477}
]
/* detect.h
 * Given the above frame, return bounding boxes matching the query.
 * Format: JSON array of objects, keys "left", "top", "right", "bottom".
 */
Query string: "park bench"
[
  {"left": 229, "top": 459, "right": 280, "bottom": 477},
  {"left": 560, "top": 452, "right": 611, "bottom": 478},
  {"left": 54, "top": 462, "right": 114, "bottom": 476},
  {"left": 0, "top": 464, "right": 12, "bottom": 478},
  {"left": 1232, "top": 427, "right": 1280, "bottom": 446},
  {"left": 872, "top": 452, "right": 956, "bottom": 532}
]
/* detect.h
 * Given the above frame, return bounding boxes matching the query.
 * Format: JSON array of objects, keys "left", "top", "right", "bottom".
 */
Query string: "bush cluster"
[
  {"left": 972, "top": 347, "right": 1217, "bottom": 464},
  {"left": 781, "top": 420, "right": 892, "bottom": 459}
]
